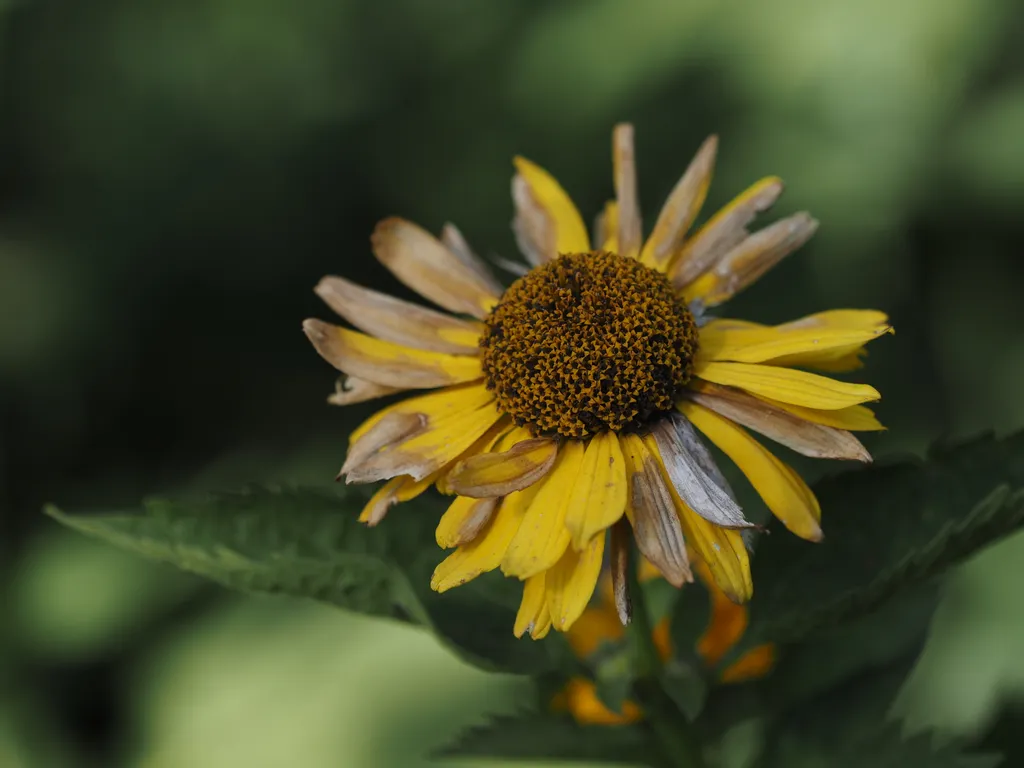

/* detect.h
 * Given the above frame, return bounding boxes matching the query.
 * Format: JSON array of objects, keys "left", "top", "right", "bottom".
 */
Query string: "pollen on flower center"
[{"left": 479, "top": 251, "right": 699, "bottom": 439}]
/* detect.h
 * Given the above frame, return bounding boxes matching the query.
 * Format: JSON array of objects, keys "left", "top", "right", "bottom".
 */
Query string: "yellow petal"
[
  {"left": 430, "top": 491, "right": 532, "bottom": 592},
  {"left": 564, "top": 432, "right": 628, "bottom": 550},
  {"left": 556, "top": 678, "right": 643, "bottom": 726},
  {"left": 683, "top": 212, "right": 818, "bottom": 306},
  {"left": 501, "top": 442, "right": 585, "bottom": 579},
  {"left": 371, "top": 217, "right": 499, "bottom": 319},
  {"left": 513, "top": 573, "right": 549, "bottom": 638},
  {"left": 668, "top": 176, "right": 784, "bottom": 289},
  {"left": 720, "top": 645, "right": 777, "bottom": 684},
  {"left": 620, "top": 434, "right": 693, "bottom": 587},
  {"left": 349, "top": 382, "right": 491, "bottom": 445},
  {"left": 597, "top": 200, "right": 619, "bottom": 253},
  {"left": 698, "top": 312, "right": 892, "bottom": 366},
  {"left": 444, "top": 437, "right": 559, "bottom": 498},
  {"left": 564, "top": 604, "right": 625, "bottom": 658},
  {"left": 547, "top": 532, "right": 606, "bottom": 631},
  {"left": 696, "top": 564, "right": 748, "bottom": 666},
  {"left": 512, "top": 156, "right": 590, "bottom": 258},
  {"left": 695, "top": 361, "right": 880, "bottom": 411},
  {"left": 314, "top": 275, "right": 484, "bottom": 355},
  {"left": 641, "top": 135, "right": 718, "bottom": 270},
  {"left": 435, "top": 495, "right": 499, "bottom": 548},
  {"left": 645, "top": 436, "right": 752, "bottom": 603},
  {"left": 303, "top": 320, "right": 483, "bottom": 389},
  {"left": 681, "top": 401, "right": 823, "bottom": 541},
  {"left": 758, "top": 396, "right": 885, "bottom": 431},
  {"left": 612, "top": 123, "right": 642, "bottom": 257}
]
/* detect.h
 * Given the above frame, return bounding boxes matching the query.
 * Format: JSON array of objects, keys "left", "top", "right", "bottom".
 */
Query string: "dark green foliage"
[
  {"left": 46, "top": 431, "right": 1024, "bottom": 765},
  {"left": 45, "top": 487, "right": 565, "bottom": 674},
  {"left": 437, "top": 712, "right": 659, "bottom": 766},
  {"left": 745, "top": 432, "right": 1024, "bottom": 646}
]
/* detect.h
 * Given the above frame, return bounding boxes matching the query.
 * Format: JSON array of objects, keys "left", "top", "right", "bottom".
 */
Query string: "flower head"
[{"left": 304, "top": 124, "right": 891, "bottom": 636}]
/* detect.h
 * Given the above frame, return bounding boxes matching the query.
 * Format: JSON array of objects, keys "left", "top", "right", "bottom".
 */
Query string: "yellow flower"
[
  {"left": 554, "top": 564, "right": 777, "bottom": 726},
  {"left": 304, "top": 124, "right": 890, "bottom": 636}
]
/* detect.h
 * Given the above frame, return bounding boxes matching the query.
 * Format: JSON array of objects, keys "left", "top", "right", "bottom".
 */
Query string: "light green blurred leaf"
[
  {"left": 743, "top": 431, "right": 1024, "bottom": 647},
  {"left": 44, "top": 486, "right": 564, "bottom": 674}
]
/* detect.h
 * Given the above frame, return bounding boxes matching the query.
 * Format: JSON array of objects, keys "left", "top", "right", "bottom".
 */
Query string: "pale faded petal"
[
  {"left": 684, "top": 212, "right": 819, "bottom": 307},
  {"left": 620, "top": 433, "right": 693, "bottom": 587},
  {"left": 303, "top": 319, "right": 483, "bottom": 389},
  {"left": 511, "top": 174, "right": 555, "bottom": 266},
  {"left": 651, "top": 412, "right": 756, "bottom": 530},
  {"left": 371, "top": 217, "right": 499, "bottom": 319},
  {"left": 669, "top": 177, "right": 784, "bottom": 289},
  {"left": 613, "top": 123, "right": 642, "bottom": 258},
  {"left": 439, "top": 222, "right": 505, "bottom": 295},
  {"left": 685, "top": 384, "right": 871, "bottom": 462},
  {"left": 640, "top": 135, "right": 718, "bottom": 270},
  {"left": 315, "top": 276, "right": 483, "bottom": 355}
]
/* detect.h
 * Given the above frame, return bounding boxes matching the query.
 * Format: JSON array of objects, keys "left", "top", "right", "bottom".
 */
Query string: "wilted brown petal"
[
  {"left": 686, "top": 384, "right": 872, "bottom": 462},
  {"left": 622, "top": 435, "right": 693, "bottom": 587},
  {"left": 511, "top": 174, "right": 556, "bottom": 266},
  {"left": 640, "top": 135, "right": 718, "bottom": 269},
  {"left": 613, "top": 123, "right": 642, "bottom": 258}
]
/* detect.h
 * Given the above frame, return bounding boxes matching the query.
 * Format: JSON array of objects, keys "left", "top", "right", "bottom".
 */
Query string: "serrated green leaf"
[
  {"left": 44, "top": 486, "right": 566, "bottom": 674},
  {"left": 746, "top": 432, "right": 1024, "bottom": 646},
  {"left": 437, "top": 711, "right": 659, "bottom": 766}
]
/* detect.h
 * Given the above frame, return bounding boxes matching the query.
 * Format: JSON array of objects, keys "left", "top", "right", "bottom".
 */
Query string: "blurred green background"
[{"left": 2, "top": 0, "right": 1024, "bottom": 765}]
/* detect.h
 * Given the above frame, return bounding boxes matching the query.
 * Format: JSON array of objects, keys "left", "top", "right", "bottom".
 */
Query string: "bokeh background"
[{"left": 2, "top": 0, "right": 1024, "bottom": 766}]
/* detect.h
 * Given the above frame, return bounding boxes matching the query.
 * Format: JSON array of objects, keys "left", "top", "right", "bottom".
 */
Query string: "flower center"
[{"left": 480, "top": 251, "right": 699, "bottom": 439}]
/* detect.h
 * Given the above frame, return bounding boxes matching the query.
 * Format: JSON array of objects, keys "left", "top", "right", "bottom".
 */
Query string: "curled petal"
[
  {"left": 444, "top": 437, "right": 558, "bottom": 498},
  {"left": 439, "top": 222, "right": 505, "bottom": 295},
  {"left": 436, "top": 495, "right": 500, "bottom": 548}
]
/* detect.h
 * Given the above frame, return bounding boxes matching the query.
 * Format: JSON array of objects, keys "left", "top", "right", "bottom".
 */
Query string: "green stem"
[{"left": 628, "top": 555, "right": 707, "bottom": 768}]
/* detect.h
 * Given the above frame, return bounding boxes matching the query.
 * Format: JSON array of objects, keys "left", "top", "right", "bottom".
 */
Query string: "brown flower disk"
[{"left": 480, "top": 252, "right": 699, "bottom": 438}]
